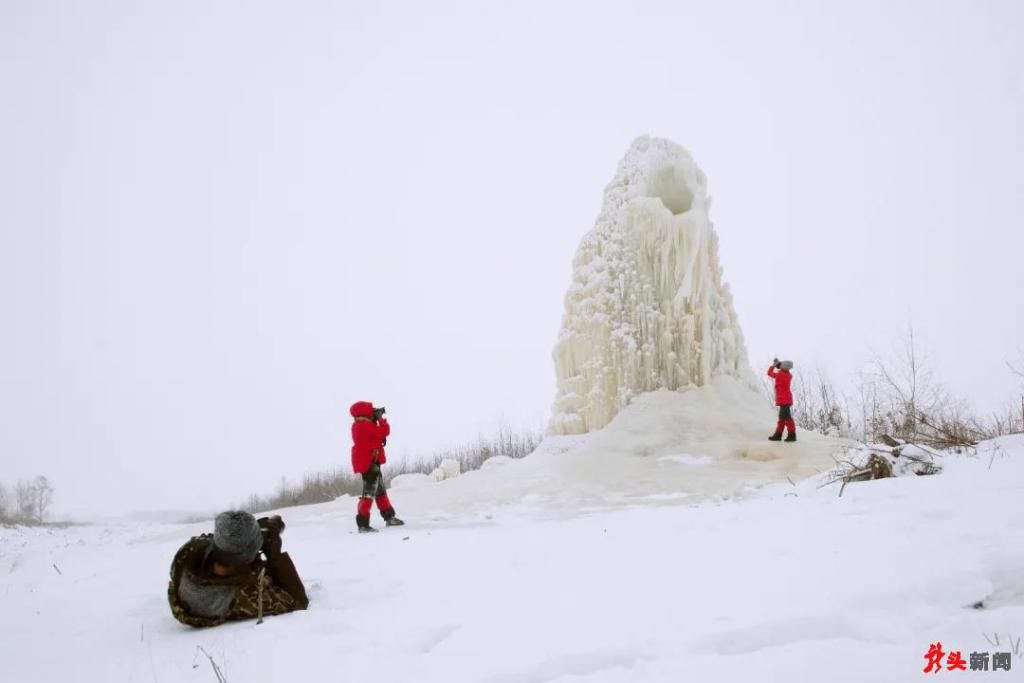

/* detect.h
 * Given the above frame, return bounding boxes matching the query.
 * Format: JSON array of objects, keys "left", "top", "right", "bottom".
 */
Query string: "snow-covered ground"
[{"left": 2, "top": 430, "right": 1022, "bottom": 682}]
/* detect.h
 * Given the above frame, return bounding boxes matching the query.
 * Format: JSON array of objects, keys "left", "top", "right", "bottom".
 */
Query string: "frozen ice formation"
[{"left": 550, "top": 135, "right": 757, "bottom": 435}]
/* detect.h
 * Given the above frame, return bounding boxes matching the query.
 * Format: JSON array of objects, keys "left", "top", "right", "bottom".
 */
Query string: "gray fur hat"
[
  {"left": 779, "top": 360, "right": 794, "bottom": 370},
  {"left": 212, "top": 511, "right": 262, "bottom": 563}
]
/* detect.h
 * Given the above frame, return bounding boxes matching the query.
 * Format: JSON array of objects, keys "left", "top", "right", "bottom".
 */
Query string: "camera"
[
  {"left": 257, "top": 515, "right": 286, "bottom": 555},
  {"left": 372, "top": 406, "right": 386, "bottom": 421},
  {"left": 258, "top": 515, "right": 285, "bottom": 537}
]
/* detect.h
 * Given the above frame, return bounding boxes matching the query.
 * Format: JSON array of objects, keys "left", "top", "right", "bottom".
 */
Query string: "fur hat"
[
  {"left": 350, "top": 401, "right": 375, "bottom": 418},
  {"left": 212, "top": 511, "right": 262, "bottom": 565},
  {"left": 779, "top": 360, "right": 794, "bottom": 370}
]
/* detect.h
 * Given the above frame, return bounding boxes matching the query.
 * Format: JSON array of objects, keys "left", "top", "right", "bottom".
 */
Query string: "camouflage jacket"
[{"left": 168, "top": 534, "right": 303, "bottom": 628}]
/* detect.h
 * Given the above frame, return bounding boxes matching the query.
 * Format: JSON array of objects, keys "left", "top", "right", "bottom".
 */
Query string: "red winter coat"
[
  {"left": 350, "top": 401, "right": 390, "bottom": 474},
  {"left": 767, "top": 366, "right": 793, "bottom": 406}
]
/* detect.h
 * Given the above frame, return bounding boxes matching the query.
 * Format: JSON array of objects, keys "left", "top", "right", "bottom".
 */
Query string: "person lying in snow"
[
  {"left": 350, "top": 401, "right": 404, "bottom": 533},
  {"left": 767, "top": 358, "right": 797, "bottom": 442},
  {"left": 168, "top": 511, "right": 309, "bottom": 628}
]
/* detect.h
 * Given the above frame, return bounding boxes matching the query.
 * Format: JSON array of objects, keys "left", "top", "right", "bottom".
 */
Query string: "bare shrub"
[
  {"left": 9, "top": 476, "right": 55, "bottom": 525},
  {"left": 992, "top": 353, "right": 1024, "bottom": 436},
  {"left": 238, "top": 427, "right": 543, "bottom": 514},
  {"left": 982, "top": 397, "right": 1024, "bottom": 437},
  {"left": 239, "top": 469, "right": 362, "bottom": 514},
  {"left": 791, "top": 367, "right": 851, "bottom": 437},
  {"left": 16, "top": 480, "right": 34, "bottom": 521},
  {"left": 385, "top": 426, "right": 543, "bottom": 483},
  {"left": 761, "top": 329, "right": 1022, "bottom": 444},
  {"left": 0, "top": 482, "right": 9, "bottom": 522},
  {"left": 871, "top": 324, "right": 946, "bottom": 440},
  {"left": 851, "top": 371, "right": 887, "bottom": 443},
  {"left": 864, "top": 324, "right": 995, "bottom": 448},
  {"left": 1007, "top": 350, "right": 1024, "bottom": 380},
  {"left": 31, "top": 476, "right": 54, "bottom": 524}
]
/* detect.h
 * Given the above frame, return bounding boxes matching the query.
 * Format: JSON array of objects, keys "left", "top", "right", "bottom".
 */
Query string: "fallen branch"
[
  {"left": 837, "top": 454, "right": 893, "bottom": 496},
  {"left": 879, "top": 434, "right": 901, "bottom": 448},
  {"left": 196, "top": 647, "right": 228, "bottom": 683},
  {"left": 910, "top": 414, "right": 980, "bottom": 449},
  {"left": 879, "top": 434, "right": 947, "bottom": 458}
]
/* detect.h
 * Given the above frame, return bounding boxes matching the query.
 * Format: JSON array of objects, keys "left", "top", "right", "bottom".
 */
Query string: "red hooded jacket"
[
  {"left": 350, "top": 401, "right": 390, "bottom": 474},
  {"left": 767, "top": 366, "right": 793, "bottom": 406}
]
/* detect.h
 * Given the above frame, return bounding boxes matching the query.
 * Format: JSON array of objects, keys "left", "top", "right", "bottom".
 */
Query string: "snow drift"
[
  {"left": 390, "top": 376, "right": 840, "bottom": 516},
  {"left": 551, "top": 136, "right": 757, "bottom": 434}
]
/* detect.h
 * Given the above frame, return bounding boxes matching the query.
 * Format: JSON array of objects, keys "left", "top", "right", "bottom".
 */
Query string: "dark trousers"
[
  {"left": 776, "top": 405, "right": 796, "bottom": 435},
  {"left": 356, "top": 462, "right": 395, "bottom": 520},
  {"left": 361, "top": 463, "right": 386, "bottom": 498}
]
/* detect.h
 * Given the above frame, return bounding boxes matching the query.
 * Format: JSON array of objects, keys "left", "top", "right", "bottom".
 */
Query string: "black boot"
[
  {"left": 356, "top": 514, "right": 378, "bottom": 533},
  {"left": 768, "top": 432, "right": 783, "bottom": 441},
  {"left": 784, "top": 433, "right": 797, "bottom": 442},
  {"left": 381, "top": 508, "right": 404, "bottom": 527}
]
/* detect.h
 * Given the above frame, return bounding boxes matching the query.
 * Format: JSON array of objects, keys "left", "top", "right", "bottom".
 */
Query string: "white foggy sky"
[{"left": 1, "top": 1, "right": 1022, "bottom": 518}]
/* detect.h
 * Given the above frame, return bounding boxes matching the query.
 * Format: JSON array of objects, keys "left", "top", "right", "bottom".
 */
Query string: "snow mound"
[
  {"left": 390, "top": 376, "right": 845, "bottom": 515},
  {"left": 390, "top": 472, "right": 431, "bottom": 490},
  {"left": 481, "top": 455, "right": 514, "bottom": 469},
  {"left": 429, "top": 458, "right": 461, "bottom": 482},
  {"left": 551, "top": 135, "right": 757, "bottom": 435}
]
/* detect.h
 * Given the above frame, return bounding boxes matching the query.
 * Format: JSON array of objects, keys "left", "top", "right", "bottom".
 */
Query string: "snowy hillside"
[{"left": 3, "top": 434, "right": 1022, "bottom": 682}]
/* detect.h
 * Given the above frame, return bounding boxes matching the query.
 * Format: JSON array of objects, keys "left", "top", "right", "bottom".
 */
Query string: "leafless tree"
[
  {"left": 15, "top": 476, "right": 55, "bottom": 524},
  {"left": 868, "top": 323, "right": 970, "bottom": 444},
  {"left": 1007, "top": 349, "right": 1024, "bottom": 380},
  {"left": 31, "top": 476, "right": 54, "bottom": 524},
  {"left": 872, "top": 324, "right": 943, "bottom": 438},
  {"left": 0, "top": 482, "right": 9, "bottom": 521},
  {"left": 16, "top": 480, "right": 34, "bottom": 520},
  {"left": 852, "top": 371, "right": 888, "bottom": 443},
  {"left": 867, "top": 324, "right": 992, "bottom": 446}
]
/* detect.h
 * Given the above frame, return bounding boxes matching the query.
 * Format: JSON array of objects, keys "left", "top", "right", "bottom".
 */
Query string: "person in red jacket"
[
  {"left": 350, "top": 401, "right": 404, "bottom": 533},
  {"left": 767, "top": 359, "right": 797, "bottom": 442}
]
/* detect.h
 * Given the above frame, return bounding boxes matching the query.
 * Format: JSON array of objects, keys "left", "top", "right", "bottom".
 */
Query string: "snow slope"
[{"left": 2, "top": 435, "right": 1022, "bottom": 682}]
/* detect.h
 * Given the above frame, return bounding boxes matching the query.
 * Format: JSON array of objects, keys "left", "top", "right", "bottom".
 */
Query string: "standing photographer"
[
  {"left": 168, "top": 511, "right": 309, "bottom": 627},
  {"left": 350, "top": 401, "right": 404, "bottom": 533},
  {"left": 767, "top": 358, "right": 797, "bottom": 442}
]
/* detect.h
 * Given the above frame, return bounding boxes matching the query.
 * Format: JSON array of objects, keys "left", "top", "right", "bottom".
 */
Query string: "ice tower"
[{"left": 550, "top": 136, "right": 757, "bottom": 435}]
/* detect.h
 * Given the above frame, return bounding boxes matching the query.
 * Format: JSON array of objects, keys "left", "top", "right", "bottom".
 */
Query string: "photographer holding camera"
[
  {"left": 168, "top": 511, "right": 309, "bottom": 627},
  {"left": 767, "top": 358, "right": 797, "bottom": 442},
  {"left": 350, "top": 401, "right": 404, "bottom": 533}
]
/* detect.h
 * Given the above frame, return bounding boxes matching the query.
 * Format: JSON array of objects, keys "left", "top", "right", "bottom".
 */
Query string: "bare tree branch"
[
  {"left": 196, "top": 647, "right": 228, "bottom": 683},
  {"left": 1008, "top": 357, "right": 1024, "bottom": 379}
]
